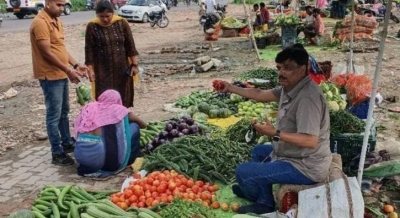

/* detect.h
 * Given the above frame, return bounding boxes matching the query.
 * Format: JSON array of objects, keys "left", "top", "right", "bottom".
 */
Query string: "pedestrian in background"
[
  {"left": 30, "top": 0, "right": 89, "bottom": 166},
  {"left": 85, "top": 0, "right": 139, "bottom": 108}
]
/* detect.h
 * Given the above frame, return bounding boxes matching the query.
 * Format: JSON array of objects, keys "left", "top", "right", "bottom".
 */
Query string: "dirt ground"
[{"left": 1, "top": 3, "right": 400, "bottom": 216}]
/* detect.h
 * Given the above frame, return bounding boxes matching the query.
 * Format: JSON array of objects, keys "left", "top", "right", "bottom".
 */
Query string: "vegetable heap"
[
  {"left": 175, "top": 91, "right": 215, "bottom": 109},
  {"left": 111, "top": 170, "right": 219, "bottom": 209},
  {"left": 329, "top": 110, "right": 366, "bottom": 136},
  {"left": 142, "top": 135, "right": 252, "bottom": 184},
  {"left": 237, "top": 101, "right": 267, "bottom": 118},
  {"left": 235, "top": 67, "right": 279, "bottom": 88},
  {"left": 28, "top": 185, "right": 133, "bottom": 218},
  {"left": 75, "top": 84, "right": 92, "bottom": 106},
  {"left": 160, "top": 198, "right": 217, "bottom": 218},
  {"left": 144, "top": 116, "right": 201, "bottom": 152},
  {"left": 254, "top": 30, "right": 267, "bottom": 38},
  {"left": 220, "top": 17, "right": 247, "bottom": 29},
  {"left": 319, "top": 82, "right": 347, "bottom": 111},
  {"left": 140, "top": 122, "right": 165, "bottom": 148},
  {"left": 274, "top": 14, "right": 301, "bottom": 27},
  {"left": 225, "top": 117, "right": 271, "bottom": 144}
]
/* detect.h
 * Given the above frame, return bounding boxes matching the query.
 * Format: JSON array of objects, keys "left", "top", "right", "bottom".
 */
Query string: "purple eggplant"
[
  {"left": 185, "top": 118, "right": 195, "bottom": 125},
  {"left": 178, "top": 123, "right": 189, "bottom": 131},
  {"left": 189, "top": 125, "right": 199, "bottom": 134},
  {"left": 181, "top": 129, "right": 190, "bottom": 135},
  {"left": 178, "top": 132, "right": 184, "bottom": 137},
  {"left": 152, "top": 137, "right": 160, "bottom": 146},
  {"left": 159, "top": 131, "right": 169, "bottom": 139},
  {"left": 182, "top": 116, "right": 191, "bottom": 121},
  {"left": 159, "top": 139, "right": 167, "bottom": 145},
  {"left": 170, "top": 121, "right": 178, "bottom": 128},
  {"left": 169, "top": 129, "right": 179, "bottom": 137},
  {"left": 165, "top": 123, "right": 173, "bottom": 131},
  {"left": 145, "top": 143, "right": 154, "bottom": 151}
]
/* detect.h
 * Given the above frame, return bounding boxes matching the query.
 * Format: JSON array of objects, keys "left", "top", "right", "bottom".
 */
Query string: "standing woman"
[{"left": 85, "top": 0, "right": 139, "bottom": 108}]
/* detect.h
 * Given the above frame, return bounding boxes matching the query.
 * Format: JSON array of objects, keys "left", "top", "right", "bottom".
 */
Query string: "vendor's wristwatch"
[{"left": 273, "top": 130, "right": 281, "bottom": 142}]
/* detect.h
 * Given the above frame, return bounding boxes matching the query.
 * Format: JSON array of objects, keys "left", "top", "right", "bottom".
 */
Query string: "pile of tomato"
[{"left": 110, "top": 170, "right": 220, "bottom": 210}]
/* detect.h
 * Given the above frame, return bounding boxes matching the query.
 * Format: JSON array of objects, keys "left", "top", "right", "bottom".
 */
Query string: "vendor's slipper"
[{"left": 388, "top": 107, "right": 400, "bottom": 113}]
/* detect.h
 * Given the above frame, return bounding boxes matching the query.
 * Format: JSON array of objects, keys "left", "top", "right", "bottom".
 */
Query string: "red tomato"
[
  {"left": 168, "top": 182, "right": 177, "bottom": 191},
  {"left": 150, "top": 186, "right": 157, "bottom": 193},
  {"left": 144, "top": 191, "right": 152, "bottom": 198},
  {"left": 137, "top": 201, "right": 145, "bottom": 208},
  {"left": 138, "top": 195, "right": 146, "bottom": 203},
  {"left": 165, "top": 189, "right": 172, "bottom": 195},
  {"left": 133, "top": 173, "right": 141, "bottom": 179},
  {"left": 188, "top": 192, "right": 196, "bottom": 200},
  {"left": 134, "top": 189, "right": 144, "bottom": 197},
  {"left": 157, "top": 185, "right": 167, "bottom": 193},
  {"left": 130, "top": 202, "right": 138, "bottom": 207},
  {"left": 143, "top": 184, "right": 151, "bottom": 192},
  {"left": 128, "top": 195, "right": 138, "bottom": 204},
  {"left": 182, "top": 193, "right": 189, "bottom": 199},
  {"left": 153, "top": 180, "right": 160, "bottom": 187},
  {"left": 145, "top": 197, "right": 154, "bottom": 207},
  {"left": 151, "top": 199, "right": 160, "bottom": 207},
  {"left": 161, "top": 195, "right": 168, "bottom": 203},
  {"left": 146, "top": 177, "right": 154, "bottom": 185},
  {"left": 167, "top": 195, "right": 174, "bottom": 202},
  {"left": 186, "top": 179, "right": 194, "bottom": 188},
  {"left": 151, "top": 192, "right": 159, "bottom": 198},
  {"left": 192, "top": 185, "right": 200, "bottom": 194},
  {"left": 195, "top": 181, "right": 204, "bottom": 187}
]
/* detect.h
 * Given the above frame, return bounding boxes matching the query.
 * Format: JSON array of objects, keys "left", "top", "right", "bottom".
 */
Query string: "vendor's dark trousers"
[{"left": 235, "top": 145, "right": 316, "bottom": 208}]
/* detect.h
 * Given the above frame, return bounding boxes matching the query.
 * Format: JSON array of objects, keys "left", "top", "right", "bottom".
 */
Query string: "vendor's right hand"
[
  {"left": 213, "top": 80, "right": 231, "bottom": 93},
  {"left": 66, "top": 69, "right": 80, "bottom": 84}
]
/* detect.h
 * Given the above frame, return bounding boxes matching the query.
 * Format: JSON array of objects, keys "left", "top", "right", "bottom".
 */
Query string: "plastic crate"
[
  {"left": 347, "top": 100, "right": 369, "bottom": 119},
  {"left": 281, "top": 25, "right": 297, "bottom": 39},
  {"left": 282, "top": 37, "right": 297, "bottom": 48},
  {"left": 255, "top": 37, "right": 267, "bottom": 49},
  {"left": 330, "top": 132, "right": 376, "bottom": 168}
]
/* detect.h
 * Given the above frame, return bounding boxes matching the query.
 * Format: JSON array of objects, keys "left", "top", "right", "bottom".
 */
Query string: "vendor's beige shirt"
[{"left": 271, "top": 76, "right": 332, "bottom": 182}]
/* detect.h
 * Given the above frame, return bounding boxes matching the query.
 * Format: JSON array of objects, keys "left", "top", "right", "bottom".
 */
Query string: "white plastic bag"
[{"left": 297, "top": 177, "right": 364, "bottom": 218}]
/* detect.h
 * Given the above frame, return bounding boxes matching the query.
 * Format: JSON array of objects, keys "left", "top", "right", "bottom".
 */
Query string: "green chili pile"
[
  {"left": 330, "top": 110, "right": 366, "bottom": 136},
  {"left": 160, "top": 198, "right": 216, "bottom": 218},
  {"left": 142, "top": 135, "right": 252, "bottom": 184}
]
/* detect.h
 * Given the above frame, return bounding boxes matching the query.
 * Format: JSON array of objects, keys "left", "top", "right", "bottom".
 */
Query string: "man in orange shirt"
[{"left": 30, "top": 0, "right": 89, "bottom": 166}]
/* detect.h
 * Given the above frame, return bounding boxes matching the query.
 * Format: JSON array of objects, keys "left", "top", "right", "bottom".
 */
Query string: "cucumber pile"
[{"left": 30, "top": 185, "right": 162, "bottom": 218}]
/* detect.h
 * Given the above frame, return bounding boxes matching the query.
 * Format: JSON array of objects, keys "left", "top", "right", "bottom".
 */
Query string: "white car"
[
  {"left": 5, "top": 0, "right": 72, "bottom": 19},
  {"left": 118, "top": 0, "right": 167, "bottom": 22}
]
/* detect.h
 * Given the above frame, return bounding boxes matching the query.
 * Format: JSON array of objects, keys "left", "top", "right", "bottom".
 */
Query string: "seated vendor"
[
  {"left": 73, "top": 89, "right": 147, "bottom": 178},
  {"left": 304, "top": 8, "right": 325, "bottom": 44},
  {"left": 217, "top": 44, "right": 332, "bottom": 214},
  {"left": 252, "top": 4, "right": 264, "bottom": 30},
  {"left": 297, "top": 6, "right": 315, "bottom": 36}
]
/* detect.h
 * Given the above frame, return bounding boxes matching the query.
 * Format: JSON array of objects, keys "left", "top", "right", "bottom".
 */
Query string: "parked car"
[
  {"left": 111, "top": 0, "right": 128, "bottom": 9},
  {"left": 5, "top": 0, "right": 72, "bottom": 19},
  {"left": 118, "top": 0, "right": 164, "bottom": 22}
]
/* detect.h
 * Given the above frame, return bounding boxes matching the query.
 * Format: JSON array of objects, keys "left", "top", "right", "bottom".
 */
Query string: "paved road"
[
  {"left": 0, "top": 11, "right": 96, "bottom": 33},
  {"left": 0, "top": 1, "right": 229, "bottom": 33}
]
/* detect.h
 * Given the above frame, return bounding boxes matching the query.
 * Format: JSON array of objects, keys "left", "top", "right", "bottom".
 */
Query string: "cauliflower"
[
  {"left": 331, "top": 86, "right": 340, "bottom": 96},
  {"left": 325, "top": 91, "right": 333, "bottom": 101},
  {"left": 338, "top": 100, "right": 347, "bottom": 110},
  {"left": 328, "top": 101, "right": 340, "bottom": 111},
  {"left": 320, "top": 83, "right": 330, "bottom": 93}
]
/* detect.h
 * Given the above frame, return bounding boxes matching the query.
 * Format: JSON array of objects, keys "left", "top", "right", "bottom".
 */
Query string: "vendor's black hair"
[
  {"left": 260, "top": 2, "right": 265, "bottom": 7},
  {"left": 313, "top": 8, "right": 321, "bottom": 14},
  {"left": 275, "top": 43, "right": 309, "bottom": 67},
  {"left": 305, "top": 5, "right": 312, "bottom": 10},
  {"left": 96, "top": 0, "right": 114, "bottom": 13},
  {"left": 253, "top": 3, "right": 259, "bottom": 7}
]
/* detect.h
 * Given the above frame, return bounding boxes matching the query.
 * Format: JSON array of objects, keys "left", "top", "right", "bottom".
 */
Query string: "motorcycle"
[
  {"left": 199, "top": 12, "right": 221, "bottom": 33},
  {"left": 149, "top": 8, "right": 169, "bottom": 28},
  {"left": 358, "top": 1, "right": 400, "bottom": 23},
  {"left": 173, "top": 0, "right": 178, "bottom": 7},
  {"left": 85, "top": 0, "right": 95, "bottom": 10}
]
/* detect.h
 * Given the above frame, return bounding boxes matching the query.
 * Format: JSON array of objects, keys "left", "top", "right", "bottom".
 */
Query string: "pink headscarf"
[{"left": 73, "top": 90, "right": 130, "bottom": 138}]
